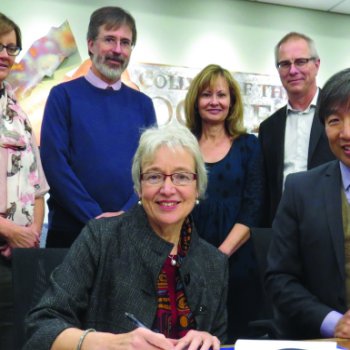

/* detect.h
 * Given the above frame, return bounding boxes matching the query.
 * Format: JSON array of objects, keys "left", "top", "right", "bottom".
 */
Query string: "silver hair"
[
  {"left": 132, "top": 123, "right": 207, "bottom": 198},
  {"left": 274, "top": 32, "right": 319, "bottom": 67}
]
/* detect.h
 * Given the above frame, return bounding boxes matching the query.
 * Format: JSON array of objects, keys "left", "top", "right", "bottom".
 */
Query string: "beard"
[{"left": 92, "top": 52, "right": 129, "bottom": 81}]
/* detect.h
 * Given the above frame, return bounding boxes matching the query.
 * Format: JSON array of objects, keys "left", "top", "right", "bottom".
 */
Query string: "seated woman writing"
[{"left": 24, "top": 123, "right": 228, "bottom": 350}]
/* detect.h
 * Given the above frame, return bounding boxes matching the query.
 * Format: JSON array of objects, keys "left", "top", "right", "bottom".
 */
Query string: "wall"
[
  {"left": 2, "top": 0, "right": 348, "bottom": 235},
  {"left": 1, "top": 0, "right": 350, "bottom": 86}
]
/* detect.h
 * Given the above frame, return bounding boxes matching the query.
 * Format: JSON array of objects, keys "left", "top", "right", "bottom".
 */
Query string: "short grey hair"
[
  {"left": 132, "top": 123, "right": 207, "bottom": 198},
  {"left": 274, "top": 32, "right": 319, "bottom": 67}
]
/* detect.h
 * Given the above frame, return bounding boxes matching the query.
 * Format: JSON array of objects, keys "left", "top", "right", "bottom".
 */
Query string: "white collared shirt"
[
  {"left": 283, "top": 89, "right": 319, "bottom": 188},
  {"left": 340, "top": 162, "right": 350, "bottom": 204},
  {"left": 84, "top": 69, "right": 122, "bottom": 90}
]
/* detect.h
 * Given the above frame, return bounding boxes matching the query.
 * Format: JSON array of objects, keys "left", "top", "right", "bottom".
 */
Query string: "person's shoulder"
[
  {"left": 238, "top": 132, "right": 258, "bottom": 143},
  {"left": 121, "top": 83, "right": 152, "bottom": 101},
  {"left": 286, "top": 160, "right": 339, "bottom": 186},
  {"left": 85, "top": 213, "right": 131, "bottom": 241},
  {"left": 260, "top": 104, "right": 286, "bottom": 128},
  {"left": 50, "top": 77, "right": 87, "bottom": 95},
  {"left": 236, "top": 133, "right": 260, "bottom": 151},
  {"left": 86, "top": 206, "right": 149, "bottom": 240}
]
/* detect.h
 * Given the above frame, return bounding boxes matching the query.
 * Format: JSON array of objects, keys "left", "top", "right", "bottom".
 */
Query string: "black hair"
[{"left": 318, "top": 68, "right": 350, "bottom": 125}]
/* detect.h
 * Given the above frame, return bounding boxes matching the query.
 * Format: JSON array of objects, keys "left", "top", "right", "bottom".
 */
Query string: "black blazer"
[
  {"left": 258, "top": 97, "right": 335, "bottom": 226},
  {"left": 265, "top": 161, "right": 346, "bottom": 339}
]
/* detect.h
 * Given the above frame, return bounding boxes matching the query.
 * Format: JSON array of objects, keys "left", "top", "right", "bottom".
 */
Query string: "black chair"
[
  {"left": 12, "top": 248, "right": 68, "bottom": 350},
  {"left": 248, "top": 227, "right": 280, "bottom": 339}
]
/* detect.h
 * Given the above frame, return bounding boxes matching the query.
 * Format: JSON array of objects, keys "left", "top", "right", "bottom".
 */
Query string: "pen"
[{"left": 125, "top": 312, "right": 149, "bottom": 329}]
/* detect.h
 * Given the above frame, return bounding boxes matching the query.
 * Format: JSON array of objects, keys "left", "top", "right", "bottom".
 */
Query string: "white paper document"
[{"left": 235, "top": 339, "right": 337, "bottom": 350}]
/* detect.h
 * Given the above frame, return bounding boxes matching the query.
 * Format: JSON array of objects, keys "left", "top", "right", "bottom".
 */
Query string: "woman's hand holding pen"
[
  {"left": 124, "top": 313, "right": 220, "bottom": 350},
  {"left": 52, "top": 327, "right": 220, "bottom": 350},
  {"left": 79, "top": 328, "right": 174, "bottom": 350}
]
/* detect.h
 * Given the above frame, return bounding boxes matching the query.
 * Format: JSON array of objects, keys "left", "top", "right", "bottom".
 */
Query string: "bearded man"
[{"left": 40, "top": 6, "right": 157, "bottom": 247}]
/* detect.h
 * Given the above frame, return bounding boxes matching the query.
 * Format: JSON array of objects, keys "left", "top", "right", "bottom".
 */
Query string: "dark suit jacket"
[
  {"left": 265, "top": 161, "right": 346, "bottom": 339},
  {"left": 258, "top": 97, "right": 335, "bottom": 226},
  {"left": 25, "top": 205, "right": 229, "bottom": 349}
]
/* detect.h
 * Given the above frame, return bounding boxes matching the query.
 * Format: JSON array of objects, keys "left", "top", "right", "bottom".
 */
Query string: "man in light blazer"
[
  {"left": 265, "top": 68, "right": 350, "bottom": 339},
  {"left": 259, "top": 32, "right": 334, "bottom": 226}
]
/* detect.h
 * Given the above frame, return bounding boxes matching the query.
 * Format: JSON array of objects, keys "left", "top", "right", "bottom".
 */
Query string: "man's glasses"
[
  {"left": 98, "top": 36, "right": 133, "bottom": 51},
  {"left": 140, "top": 172, "right": 197, "bottom": 186},
  {"left": 0, "top": 44, "right": 21, "bottom": 56},
  {"left": 276, "top": 57, "right": 316, "bottom": 71}
]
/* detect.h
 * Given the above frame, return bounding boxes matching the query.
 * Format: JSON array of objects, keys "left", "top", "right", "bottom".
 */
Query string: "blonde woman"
[{"left": 185, "top": 64, "right": 263, "bottom": 340}]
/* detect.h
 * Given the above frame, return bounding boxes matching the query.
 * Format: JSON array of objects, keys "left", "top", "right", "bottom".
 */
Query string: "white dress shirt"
[
  {"left": 85, "top": 69, "right": 122, "bottom": 90},
  {"left": 283, "top": 89, "right": 319, "bottom": 188}
]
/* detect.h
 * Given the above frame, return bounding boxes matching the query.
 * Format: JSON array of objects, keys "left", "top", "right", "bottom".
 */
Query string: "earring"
[
  {"left": 195, "top": 199, "right": 199, "bottom": 205},
  {"left": 138, "top": 199, "right": 142, "bottom": 206}
]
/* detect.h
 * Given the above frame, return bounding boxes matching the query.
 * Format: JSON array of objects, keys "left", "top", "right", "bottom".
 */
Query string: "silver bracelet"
[{"left": 76, "top": 328, "right": 96, "bottom": 350}]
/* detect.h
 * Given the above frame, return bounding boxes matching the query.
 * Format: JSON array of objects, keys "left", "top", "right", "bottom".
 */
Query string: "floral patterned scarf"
[
  {"left": 152, "top": 217, "right": 196, "bottom": 338},
  {"left": 0, "top": 81, "right": 39, "bottom": 227}
]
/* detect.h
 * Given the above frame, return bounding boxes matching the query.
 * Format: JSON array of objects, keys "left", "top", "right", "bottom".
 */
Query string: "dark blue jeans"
[{"left": 0, "top": 256, "right": 14, "bottom": 349}]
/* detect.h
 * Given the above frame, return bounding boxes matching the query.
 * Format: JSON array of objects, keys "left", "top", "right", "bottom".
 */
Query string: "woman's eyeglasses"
[
  {"left": 0, "top": 44, "right": 21, "bottom": 56},
  {"left": 140, "top": 172, "right": 197, "bottom": 186}
]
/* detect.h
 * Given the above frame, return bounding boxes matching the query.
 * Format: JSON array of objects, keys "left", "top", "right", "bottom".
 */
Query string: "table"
[
  {"left": 318, "top": 338, "right": 350, "bottom": 349},
  {"left": 334, "top": 338, "right": 350, "bottom": 349},
  {"left": 221, "top": 339, "right": 350, "bottom": 349}
]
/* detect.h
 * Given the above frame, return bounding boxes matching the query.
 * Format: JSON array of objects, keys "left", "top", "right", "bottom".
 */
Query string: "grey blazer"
[
  {"left": 265, "top": 160, "right": 346, "bottom": 339},
  {"left": 25, "top": 205, "right": 228, "bottom": 349}
]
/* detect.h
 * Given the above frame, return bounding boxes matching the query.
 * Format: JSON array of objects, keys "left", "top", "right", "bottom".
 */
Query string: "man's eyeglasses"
[
  {"left": 0, "top": 44, "right": 21, "bottom": 56},
  {"left": 98, "top": 36, "right": 133, "bottom": 51},
  {"left": 276, "top": 57, "right": 316, "bottom": 71},
  {"left": 140, "top": 172, "right": 197, "bottom": 186}
]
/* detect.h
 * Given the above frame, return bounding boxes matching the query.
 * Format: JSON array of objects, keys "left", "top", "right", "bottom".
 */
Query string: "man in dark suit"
[
  {"left": 259, "top": 32, "right": 334, "bottom": 226},
  {"left": 265, "top": 68, "right": 350, "bottom": 339}
]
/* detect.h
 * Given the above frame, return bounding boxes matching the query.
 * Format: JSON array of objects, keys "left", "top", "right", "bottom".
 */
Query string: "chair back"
[
  {"left": 250, "top": 227, "right": 274, "bottom": 318},
  {"left": 12, "top": 248, "right": 68, "bottom": 350},
  {"left": 247, "top": 227, "right": 280, "bottom": 338}
]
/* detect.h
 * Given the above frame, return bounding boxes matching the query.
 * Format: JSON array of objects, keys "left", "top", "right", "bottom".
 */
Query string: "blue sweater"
[{"left": 40, "top": 77, "right": 156, "bottom": 238}]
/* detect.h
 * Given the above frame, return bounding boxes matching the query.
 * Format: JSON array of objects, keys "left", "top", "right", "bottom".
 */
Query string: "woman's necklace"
[{"left": 168, "top": 254, "right": 177, "bottom": 266}]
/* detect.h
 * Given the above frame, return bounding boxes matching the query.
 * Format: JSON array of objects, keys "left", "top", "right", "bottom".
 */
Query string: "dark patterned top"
[
  {"left": 191, "top": 133, "right": 264, "bottom": 340},
  {"left": 192, "top": 133, "right": 263, "bottom": 247}
]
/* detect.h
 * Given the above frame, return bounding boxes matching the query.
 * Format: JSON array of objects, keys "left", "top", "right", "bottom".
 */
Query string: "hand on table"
[
  {"left": 172, "top": 330, "right": 220, "bottom": 350},
  {"left": 83, "top": 327, "right": 175, "bottom": 350},
  {"left": 335, "top": 310, "right": 350, "bottom": 338}
]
